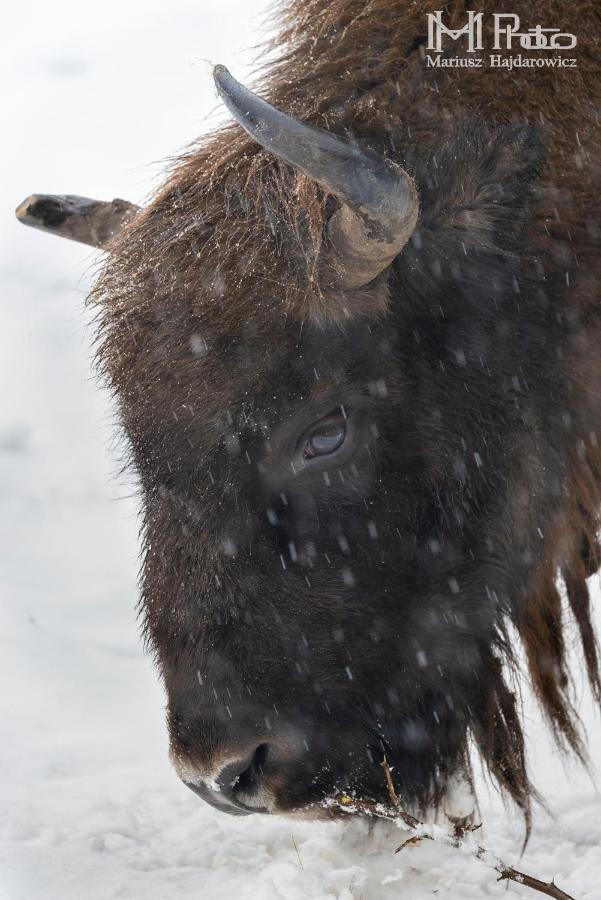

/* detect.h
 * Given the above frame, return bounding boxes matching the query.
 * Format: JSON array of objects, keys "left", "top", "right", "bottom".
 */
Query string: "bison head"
[{"left": 16, "top": 68, "right": 598, "bottom": 827}]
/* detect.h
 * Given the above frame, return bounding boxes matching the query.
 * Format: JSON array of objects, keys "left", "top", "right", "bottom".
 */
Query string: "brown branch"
[
  {"left": 496, "top": 866, "right": 577, "bottom": 900},
  {"left": 382, "top": 756, "right": 400, "bottom": 806},
  {"left": 381, "top": 757, "right": 422, "bottom": 830},
  {"left": 327, "top": 762, "right": 577, "bottom": 900},
  {"left": 396, "top": 834, "right": 426, "bottom": 852},
  {"left": 394, "top": 832, "right": 576, "bottom": 900}
]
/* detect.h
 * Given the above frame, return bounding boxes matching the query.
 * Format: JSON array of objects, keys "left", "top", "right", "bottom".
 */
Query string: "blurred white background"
[{"left": 1, "top": 2, "right": 599, "bottom": 898}]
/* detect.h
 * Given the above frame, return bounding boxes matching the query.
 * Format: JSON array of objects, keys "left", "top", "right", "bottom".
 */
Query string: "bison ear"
[
  {"left": 418, "top": 122, "right": 544, "bottom": 247},
  {"left": 15, "top": 194, "right": 140, "bottom": 248}
]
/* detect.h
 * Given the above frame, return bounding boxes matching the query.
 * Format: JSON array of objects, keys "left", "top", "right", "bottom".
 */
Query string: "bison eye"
[{"left": 303, "top": 415, "right": 346, "bottom": 460}]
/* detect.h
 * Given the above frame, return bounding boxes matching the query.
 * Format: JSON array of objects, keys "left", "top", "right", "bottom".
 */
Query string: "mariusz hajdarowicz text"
[{"left": 426, "top": 11, "right": 577, "bottom": 69}]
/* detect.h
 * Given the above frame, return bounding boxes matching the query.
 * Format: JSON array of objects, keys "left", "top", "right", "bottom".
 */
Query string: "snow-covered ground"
[{"left": 1, "top": 2, "right": 600, "bottom": 897}]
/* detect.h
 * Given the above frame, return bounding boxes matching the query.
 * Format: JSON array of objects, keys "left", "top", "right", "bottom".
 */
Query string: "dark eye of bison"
[{"left": 303, "top": 414, "right": 346, "bottom": 460}]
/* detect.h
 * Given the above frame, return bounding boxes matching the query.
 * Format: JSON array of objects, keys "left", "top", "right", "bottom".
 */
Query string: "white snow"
[{"left": 1, "top": 1, "right": 600, "bottom": 897}]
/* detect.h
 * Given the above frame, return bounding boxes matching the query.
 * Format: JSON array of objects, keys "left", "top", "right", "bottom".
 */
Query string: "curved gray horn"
[
  {"left": 15, "top": 194, "right": 139, "bottom": 248},
  {"left": 213, "top": 65, "right": 418, "bottom": 290}
]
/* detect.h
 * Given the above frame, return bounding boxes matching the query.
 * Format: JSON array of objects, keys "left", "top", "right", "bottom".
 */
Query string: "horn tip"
[
  {"left": 15, "top": 194, "right": 39, "bottom": 223},
  {"left": 213, "top": 64, "right": 228, "bottom": 78},
  {"left": 213, "top": 64, "right": 232, "bottom": 90},
  {"left": 15, "top": 194, "right": 68, "bottom": 231}
]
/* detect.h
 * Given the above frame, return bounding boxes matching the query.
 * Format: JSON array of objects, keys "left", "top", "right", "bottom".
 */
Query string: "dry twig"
[{"left": 327, "top": 760, "right": 576, "bottom": 900}]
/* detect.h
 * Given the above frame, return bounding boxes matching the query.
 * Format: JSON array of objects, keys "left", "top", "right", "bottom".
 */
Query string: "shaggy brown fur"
[{"left": 95, "top": 0, "right": 601, "bottom": 824}]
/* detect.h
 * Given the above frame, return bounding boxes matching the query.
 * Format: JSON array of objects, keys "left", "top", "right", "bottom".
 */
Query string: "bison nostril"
[
  {"left": 253, "top": 742, "right": 269, "bottom": 772},
  {"left": 227, "top": 743, "right": 269, "bottom": 795}
]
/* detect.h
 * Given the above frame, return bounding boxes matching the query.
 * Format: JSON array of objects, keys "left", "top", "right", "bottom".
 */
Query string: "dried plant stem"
[
  {"left": 327, "top": 761, "right": 576, "bottom": 900},
  {"left": 380, "top": 758, "right": 421, "bottom": 830},
  {"left": 495, "top": 866, "right": 577, "bottom": 900},
  {"left": 392, "top": 825, "right": 577, "bottom": 900}
]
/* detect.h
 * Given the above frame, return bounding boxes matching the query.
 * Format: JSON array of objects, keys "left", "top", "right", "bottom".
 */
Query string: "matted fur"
[{"left": 94, "top": 0, "right": 601, "bottom": 826}]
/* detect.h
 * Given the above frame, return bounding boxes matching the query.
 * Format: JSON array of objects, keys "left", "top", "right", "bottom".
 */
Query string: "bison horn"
[
  {"left": 15, "top": 194, "right": 139, "bottom": 248},
  {"left": 213, "top": 65, "right": 418, "bottom": 290}
]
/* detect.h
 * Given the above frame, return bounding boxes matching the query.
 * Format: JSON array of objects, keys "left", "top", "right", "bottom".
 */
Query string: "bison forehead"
[{"left": 107, "top": 278, "right": 405, "bottom": 475}]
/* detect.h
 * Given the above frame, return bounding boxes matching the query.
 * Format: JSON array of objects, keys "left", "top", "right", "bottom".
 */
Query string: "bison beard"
[{"left": 18, "top": 0, "right": 601, "bottom": 832}]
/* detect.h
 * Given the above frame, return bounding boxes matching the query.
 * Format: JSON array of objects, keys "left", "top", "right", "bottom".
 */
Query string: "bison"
[{"left": 15, "top": 0, "right": 601, "bottom": 831}]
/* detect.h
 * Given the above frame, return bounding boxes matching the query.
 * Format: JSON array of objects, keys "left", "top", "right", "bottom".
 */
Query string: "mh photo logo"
[
  {"left": 426, "top": 11, "right": 578, "bottom": 71},
  {"left": 427, "top": 11, "right": 577, "bottom": 53}
]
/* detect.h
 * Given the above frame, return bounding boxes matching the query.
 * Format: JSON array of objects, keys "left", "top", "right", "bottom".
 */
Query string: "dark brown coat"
[{"left": 94, "top": 0, "right": 601, "bottom": 823}]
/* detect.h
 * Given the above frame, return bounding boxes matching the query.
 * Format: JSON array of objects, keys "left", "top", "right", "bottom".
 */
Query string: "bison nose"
[{"left": 182, "top": 743, "right": 272, "bottom": 815}]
